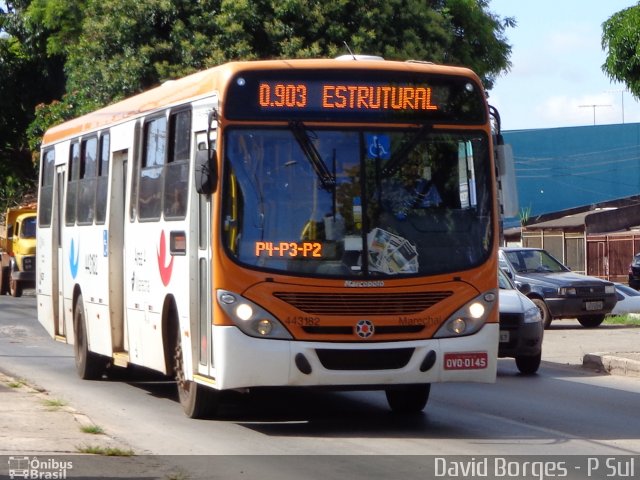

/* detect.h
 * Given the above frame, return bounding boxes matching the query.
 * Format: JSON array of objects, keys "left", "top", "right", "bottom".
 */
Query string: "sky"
[{"left": 488, "top": 0, "right": 640, "bottom": 131}]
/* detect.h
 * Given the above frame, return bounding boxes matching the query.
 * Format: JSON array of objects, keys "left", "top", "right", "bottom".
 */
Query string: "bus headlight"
[
  {"left": 217, "top": 290, "right": 292, "bottom": 340},
  {"left": 434, "top": 290, "right": 496, "bottom": 338}
]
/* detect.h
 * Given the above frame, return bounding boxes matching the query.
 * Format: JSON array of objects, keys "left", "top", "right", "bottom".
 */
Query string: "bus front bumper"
[{"left": 208, "top": 323, "right": 498, "bottom": 390}]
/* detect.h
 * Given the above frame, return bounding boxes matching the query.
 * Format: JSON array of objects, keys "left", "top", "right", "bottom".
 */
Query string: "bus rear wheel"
[
  {"left": 73, "top": 294, "right": 106, "bottom": 380},
  {"left": 385, "top": 383, "right": 430, "bottom": 413},
  {"left": 173, "top": 338, "right": 219, "bottom": 419}
]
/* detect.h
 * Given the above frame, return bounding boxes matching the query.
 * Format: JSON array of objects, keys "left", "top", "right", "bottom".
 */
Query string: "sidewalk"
[
  {"left": 0, "top": 370, "right": 134, "bottom": 457},
  {"left": 542, "top": 319, "right": 640, "bottom": 377},
  {"left": 583, "top": 352, "right": 640, "bottom": 377}
]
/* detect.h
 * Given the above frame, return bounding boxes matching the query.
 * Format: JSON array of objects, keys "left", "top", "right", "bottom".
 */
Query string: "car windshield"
[
  {"left": 221, "top": 127, "right": 493, "bottom": 278},
  {"left": 504, "top": 249, "right": 569, "bottom": 274},
  {"left": 498, "top": 268, "right": 514, "bottom": 290},
  {"left": 20, "top": 217, "right": 36, "bottom": 238}
]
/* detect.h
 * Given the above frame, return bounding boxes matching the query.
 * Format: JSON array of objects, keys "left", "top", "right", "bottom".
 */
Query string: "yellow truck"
[{"left": 0, "top": 206, "right": 37, "bottom": 297}]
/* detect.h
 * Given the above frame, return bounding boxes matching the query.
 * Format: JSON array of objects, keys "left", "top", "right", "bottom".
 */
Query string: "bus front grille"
[
  {"left": 315, "top": 348, "right": 414, "bottom": 370},
  {"left": 273, "top": 291, "right": 452, "bottom": 316}
]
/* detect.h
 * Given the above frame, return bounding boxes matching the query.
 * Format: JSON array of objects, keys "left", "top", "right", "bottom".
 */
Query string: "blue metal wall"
[{"left": 503, "top": 123, "right": 640, "bottom": 222}]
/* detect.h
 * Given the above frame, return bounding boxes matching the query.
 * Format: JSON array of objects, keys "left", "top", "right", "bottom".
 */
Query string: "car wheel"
[
  {"left": 9, "top": 278, "right": 22, "bottom": 298},
  {"left": 577, "top": 314, "right": 604, "bottom": 328},
  {"left": 0, "top": 266, "right": 9, "bottom": 295},
  {"left": 385, "top": 384, "right": 430, "bottom": 413},
  {"left": 515, "top": 353, "right": 541, "bottom": 375},
  {"left": 530, "top": 298, "right": 552, "bottom": 329}
]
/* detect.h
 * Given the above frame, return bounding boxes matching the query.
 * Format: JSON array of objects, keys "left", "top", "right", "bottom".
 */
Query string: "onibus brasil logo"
[{"left": 7, "top": 456, "right": 73, "bottom": 479}]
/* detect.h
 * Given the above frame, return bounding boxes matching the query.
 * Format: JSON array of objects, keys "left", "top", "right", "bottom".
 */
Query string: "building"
[{"left": 502, "top": 123, "right": 640, "bottom": 281}]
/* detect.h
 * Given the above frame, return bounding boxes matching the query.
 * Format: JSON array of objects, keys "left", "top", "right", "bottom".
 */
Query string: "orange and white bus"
[{"left": 37, "top": 57, "right": 505, "bottom": 418}]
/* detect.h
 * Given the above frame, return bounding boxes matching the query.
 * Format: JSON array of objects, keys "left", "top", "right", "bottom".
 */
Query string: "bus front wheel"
[
  {"left": 385, "top": 383, "right": 430, "bottom": 413},
  {"left": 173, "top": 338, "right": 219, "bottom": 419},
  {"left": 73, "top": 294, "right": 105, "bottom": 380}
]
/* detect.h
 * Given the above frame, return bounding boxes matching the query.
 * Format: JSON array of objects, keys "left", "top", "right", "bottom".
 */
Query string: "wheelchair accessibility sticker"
[{"left": 366, "top": 134, "right": 390, "bottom": 160}]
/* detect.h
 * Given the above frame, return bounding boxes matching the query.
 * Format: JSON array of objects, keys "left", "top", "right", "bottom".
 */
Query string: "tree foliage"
[
  {"left": 1, "top": 0, "right": 515, "bottom": 210},
  {"left": 0, "top": 0, "right": 67, "bottom": 211},
  {"left": 602, "top": 4, "right": 640, "bottom": 99}
]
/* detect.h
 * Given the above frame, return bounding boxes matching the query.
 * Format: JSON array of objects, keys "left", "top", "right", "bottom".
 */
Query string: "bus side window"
[
  {"left": 66, "top": 142, "right": 80, "bottom": 226},
  {"left": 164, "top": 110, "right": 190, "bottom": 219},
  {"left": 95, "top": 133, "right": 110, "bottom": 224},
  {"left": 77, "top": 136, "right": 98, "bottom": 225},
  {"left": 39, "top": 149, "right": 55, "bottom": 227},
  {"left": 138, "top": 116, "right": 167, "bottom": 220}
]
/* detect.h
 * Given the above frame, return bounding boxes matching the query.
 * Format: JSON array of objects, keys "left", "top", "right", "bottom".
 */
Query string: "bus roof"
[{"left": 41, "top": 58, "right": 480, "bottom": 146}]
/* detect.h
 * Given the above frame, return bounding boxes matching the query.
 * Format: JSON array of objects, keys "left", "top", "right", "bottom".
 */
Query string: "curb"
[{"left": 582, "top": 353, "right": 640, "bottom": 377}]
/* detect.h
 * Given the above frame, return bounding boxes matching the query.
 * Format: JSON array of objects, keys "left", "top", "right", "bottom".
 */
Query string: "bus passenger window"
[
  {"left": 77, "top": 136, "right": 97, "bottom": 225},
  {"left": 39, "top": 149, "right": 55, "bottom": 227},
  {"left": 95, "top": 133, "right": 110, "bottom": 224},
  {"left": 138, "top": 116, "right": 167, "bottom": 220},
  {"left": 66, "top": 142, "right": 80, "bottom": 225},
  {"left": 164, "top": 110, "right": 190, "bottom": 219}
]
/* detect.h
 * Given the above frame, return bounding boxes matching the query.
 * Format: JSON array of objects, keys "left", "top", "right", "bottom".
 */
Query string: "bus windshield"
[{"left": 222, "top": 127, "right": 493, "bottom": 277}]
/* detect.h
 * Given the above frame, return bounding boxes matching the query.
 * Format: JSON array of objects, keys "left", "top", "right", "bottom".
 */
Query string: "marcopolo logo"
[
  {"left": 344, "top": 280, "right": 385, "bottom": 288},
  {"left": 7, "top": 456, "right": 73, "bottom": 479}
]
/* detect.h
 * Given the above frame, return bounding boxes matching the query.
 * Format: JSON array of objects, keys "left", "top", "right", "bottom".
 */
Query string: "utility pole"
[{"left": 607, "top": 89, "right": 626, "bottom": 123}]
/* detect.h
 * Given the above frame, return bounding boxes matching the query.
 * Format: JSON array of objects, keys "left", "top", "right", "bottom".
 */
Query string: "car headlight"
[
  {"left": 434, "top": 290, "right": 497, "bottom": 338},
  {"left": 605, "top": 285, "right": 615, "bottom": 294},
  {"left": 217, "top": 290, "right": 292, "bottom": 340},
  {"left": 558, "top": 287, "right": 577, "bottom": 296},
  {"left": 523, "top": 306, "right": 542, "bottom": 324}
]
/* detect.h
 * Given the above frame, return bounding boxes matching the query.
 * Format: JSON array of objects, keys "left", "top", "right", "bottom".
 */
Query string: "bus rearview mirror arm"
[
  {"left": 195, "top": 145, "right": 217, "bottom": 195},
  {"left": 195, "top": 110, "right": 218, "bottom": 195}
]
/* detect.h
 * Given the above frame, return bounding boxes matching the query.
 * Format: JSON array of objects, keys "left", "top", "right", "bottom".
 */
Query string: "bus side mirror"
[{"left": 195, "top": 143, "right": 217, "bottom": 194}]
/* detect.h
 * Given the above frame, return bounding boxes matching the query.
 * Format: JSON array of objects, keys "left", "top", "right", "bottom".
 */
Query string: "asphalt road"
[{"left": 1, "top": 291, "right": 639, "bottom": 479}]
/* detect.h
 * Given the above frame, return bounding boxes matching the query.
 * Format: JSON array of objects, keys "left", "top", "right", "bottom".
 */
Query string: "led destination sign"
[
  {"left": 258, "top": 82, "right": 439, "bottom": 112},
  {"left": 225, "top": 69, "right": 486, "bottom": 123}
]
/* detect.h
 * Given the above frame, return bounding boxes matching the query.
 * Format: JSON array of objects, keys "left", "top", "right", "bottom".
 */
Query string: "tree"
[
  {"left": 602, "top": 4, "right": 640, "bottom": 98},
  {"left": 211, "top": 0, "right": 513, "bottom": 89},
  {"left": 0, "top": 0, "right": 67, "bottom": 211},
  {"left": 4, "top": 0, "right": 516, "bottom": 184}
]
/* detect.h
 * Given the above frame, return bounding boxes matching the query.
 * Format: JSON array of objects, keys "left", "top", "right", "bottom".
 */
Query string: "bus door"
[
  {"left": 193, "top": 129, "right": 214, "bottom": 376},
  {"left": 195, "top": 193, "right": 212, "bottom": 375},
  {"left": 54, "top": 166, "right": 65, "bottom": 338},
  {"left": 109, "top": 150, "right": 128, "bottom": 357}
]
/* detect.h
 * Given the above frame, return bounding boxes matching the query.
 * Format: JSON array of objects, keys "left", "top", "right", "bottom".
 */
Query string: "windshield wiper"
[
  {"left": 289, "top": 121, "right": 336, "bottom": 191},
  {"left": 381, "top": 124, "right": 432, "bottom": 177}
]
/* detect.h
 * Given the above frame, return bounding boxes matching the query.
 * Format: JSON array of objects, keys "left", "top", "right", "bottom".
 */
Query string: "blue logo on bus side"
[{"left": 69, "top": 238, "right": 80, "bottom": 279}]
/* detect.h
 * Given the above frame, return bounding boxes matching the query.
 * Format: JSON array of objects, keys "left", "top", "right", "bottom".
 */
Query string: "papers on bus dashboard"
[{"left": 367, "top": 228, "right": 418, "bottom": 274}]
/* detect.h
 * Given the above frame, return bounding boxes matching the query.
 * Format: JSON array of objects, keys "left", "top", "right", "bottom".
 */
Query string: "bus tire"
[
  {"left": 10, "top": 279, "right": 23, "bottom": 298},
  {"left": 385, "top": 383, "right": 430, "bottom": 413},
  {"left": 174, "top": 337, "right": 219, "bottom": 419},
  {"left": 74, "top": 294, "right": 105, "bottom": 380},
  {"left": 0, "top": 266, "right": 9, "bottom": 295}
]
